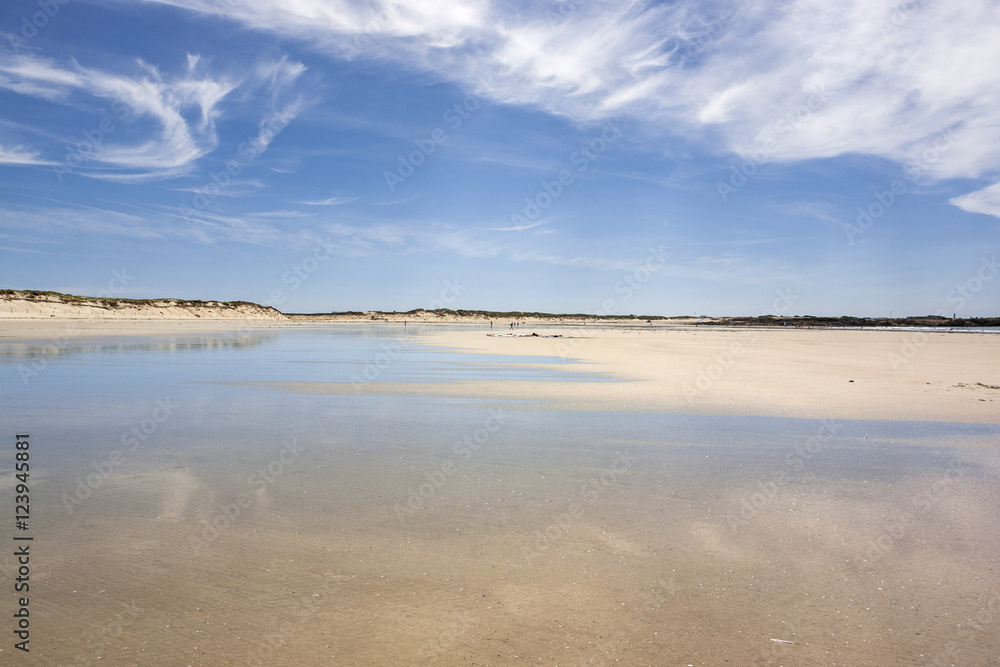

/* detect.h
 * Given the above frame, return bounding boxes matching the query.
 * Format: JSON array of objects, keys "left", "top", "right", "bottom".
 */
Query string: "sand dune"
[{"left": 0, "top": 291, "right": 286, "bottom": 320}]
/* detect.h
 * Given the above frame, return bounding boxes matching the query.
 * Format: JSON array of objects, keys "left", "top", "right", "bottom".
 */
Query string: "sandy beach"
[
  {"left": 4, "top": 319, "right": 1000, "bottom": 665},
  {"left": 411, "top": 326, "right": 1000, "bottom": 424},
  {"left": 230, "top": 324, "right": 998, "bottom": 425},
  {"left": 4, "top": 319, "right": 998, "bottom": 424}
]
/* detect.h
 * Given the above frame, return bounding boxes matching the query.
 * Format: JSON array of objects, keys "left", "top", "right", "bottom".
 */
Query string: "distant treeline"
[{"left": 698, "top": 315, "right": 1000, "bottom": 328}]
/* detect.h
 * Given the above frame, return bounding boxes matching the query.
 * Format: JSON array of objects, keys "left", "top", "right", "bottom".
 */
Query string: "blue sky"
[{"left": 1, "top": 0, "right": 998, "bottom": 317}]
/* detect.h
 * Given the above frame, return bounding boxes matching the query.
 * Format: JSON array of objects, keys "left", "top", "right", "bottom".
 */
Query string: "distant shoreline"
[
  {"left": 1, "top": 303, "right": 997, "bottom": 423},
  {"left": 1, "top": 289, "right": 997, "bottom": 328}
]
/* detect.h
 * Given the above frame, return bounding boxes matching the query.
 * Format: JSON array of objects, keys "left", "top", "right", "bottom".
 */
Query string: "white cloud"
[
  {"left": 297, "top": 196, "right": 359, "bottom": 206},
  {"left": 0, "top": 144, "right": 55, "bottom": 166},
  {"left": 175, "top": 178, "right": 265, "bottom": 196},
  {"left": 82, "top": 167, "right": 195, "bottom": 183},
  {"left": 0, "top": 197, "right": 290, "bottom": 247},
  {"left": 489, "top": 219, "right": 548, "bottom": 232},
  {"left": 950, "top": 182, "right": 1000, "bottom": 219},
  {"left": 0, "top": 53, "right": 236, "bottom": 178},
  {"left": 138, "top": 0, "right": 1000, "bottom": 193},
  {"left": 0, "top": 52, "right": 306, "bottom": 180},
  {"left": 0, "top": 203, "right": 186, "bottom": 242},
  {"left": 316, "top": 220, "right": 660, "bottom": 273},
  {"left": 248, "top": 102, "right": 304, "bottom": 158},
  {"left": 256, "top": 56, "right": 308, "bottom": 99},
  {"left": 246, "top": 210, "right": 316, "bottom": 219}
]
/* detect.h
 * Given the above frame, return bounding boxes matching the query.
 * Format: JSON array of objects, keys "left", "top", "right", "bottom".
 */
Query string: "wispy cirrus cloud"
[
  {"left": 246, "top": 209, "right": 317, "bottom": 219},
  {"left": 174, "top": 178, "right": 265, "bottom": 196},
  {"left": 0, "top": 195, "right": 292, "bottom": 247},
  {"left": 0, "top": 51, "right": 307, "bottom": 181},
  {"left": 137, "top": 0, "right": 1000, "bottom": 215},
  {"left": 488, "top": 218, "right": 548, "bottom": 232},
  {"left": 0, "top": 144, "right": 55, "bottom": 166},
  {"left": 950, "top": 182, "right": 1000, "bottom": 219},
  {"left": 313, "top": 219, "right": 779, "bottom": 279},
  {"left": 0, "top": 53, "right": 236, "bottom": 178},
  {"left": 296, "top": 195, "right": 359, "bottom": 206}
]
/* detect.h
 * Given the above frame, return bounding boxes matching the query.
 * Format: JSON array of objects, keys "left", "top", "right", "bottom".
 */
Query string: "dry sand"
[{"left": 269, "top": 325, "right": 1000, "bottom": 424}]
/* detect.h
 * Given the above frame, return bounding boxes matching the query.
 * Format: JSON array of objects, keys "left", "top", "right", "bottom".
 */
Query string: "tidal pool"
[{"left": 1, "top": 325, "right": 998, "bottom": 665}]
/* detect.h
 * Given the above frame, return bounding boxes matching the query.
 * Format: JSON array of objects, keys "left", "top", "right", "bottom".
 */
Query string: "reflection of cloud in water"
[
  {"left": 0, "top": 332, "right": 276, "bottom": 362},
  {"left": 6, "top": 325, "right": 1000, "bottom": 665}
]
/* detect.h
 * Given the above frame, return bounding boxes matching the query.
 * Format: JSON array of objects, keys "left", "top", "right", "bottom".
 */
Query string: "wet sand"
[
  {"left": 3, "top": 323, "right": 999, "bottom": 665},
  {"left": 0, "top": 318, "right": 285, "bottom": 340},
  {"left": 5, "top": 320, "right": 999, "bottom": 422},
  {"left": 26, "top": 416, "right": 1000, "bottom": 666}
]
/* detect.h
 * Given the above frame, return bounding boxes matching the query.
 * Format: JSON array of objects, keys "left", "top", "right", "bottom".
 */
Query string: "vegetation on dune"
[
  {"left": 4, "top": 291, "right": 994, "bottom": 326},
  {"left": 0, "top": 290, "right": 280, "bottom": 312},
  {"left": 290, "top": 307, "right": 675, "bottom": 320}
]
